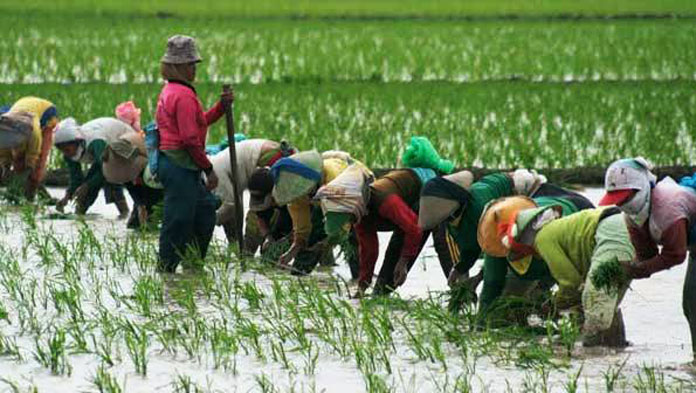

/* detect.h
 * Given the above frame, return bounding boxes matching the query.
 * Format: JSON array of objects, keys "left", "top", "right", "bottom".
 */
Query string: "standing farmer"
[
  {"left": 599, "top": 158, "right": 696, "bottom": 361},
  {"left": 156, "top": 35, "right": 232, "bottom": 272}
]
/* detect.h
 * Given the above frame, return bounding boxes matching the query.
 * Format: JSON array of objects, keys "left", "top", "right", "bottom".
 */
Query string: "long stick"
[{"left": 222, "top": 84, "right": 245, "bottom": 259}]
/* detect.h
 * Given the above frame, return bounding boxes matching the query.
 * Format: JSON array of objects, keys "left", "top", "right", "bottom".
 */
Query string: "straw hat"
[
  {"left": 477, "top": 196, "right": 537, "bottom": 258},
  {"left": 161, "top": 35, "right": 202, "bottom": 64},
  {"left": 506, "top": 205, "right": 563, "bottom": 275}
]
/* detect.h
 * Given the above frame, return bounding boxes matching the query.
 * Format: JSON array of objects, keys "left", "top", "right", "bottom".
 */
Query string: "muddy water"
[{"left": 0, "top": 187, "right": 692, "bottom": 392}]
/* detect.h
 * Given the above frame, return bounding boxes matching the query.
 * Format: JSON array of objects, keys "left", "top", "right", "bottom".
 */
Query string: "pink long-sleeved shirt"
[{"left": 156, "top": 81, "right": 224, "bottom": 171}]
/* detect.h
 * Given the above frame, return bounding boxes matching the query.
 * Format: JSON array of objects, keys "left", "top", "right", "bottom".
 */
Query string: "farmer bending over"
[
  {"left": 0, "top": 97, "right": 59, "bottom": 200},
  {"left": 600, "top": 158, "right": 696, "bottom": 362},
  {"left": 53, "top": 117, "right": 132, "bottom": 217}
]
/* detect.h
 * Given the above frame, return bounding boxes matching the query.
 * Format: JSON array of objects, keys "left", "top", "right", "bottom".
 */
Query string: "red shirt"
[{"left": 156, "top": 81, "right": 224, "bottom": 170}]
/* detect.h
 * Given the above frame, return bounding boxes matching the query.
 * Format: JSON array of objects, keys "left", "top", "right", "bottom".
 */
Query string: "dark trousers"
[
  {"left": 125, "top": 182, "right": 164, "bottom": 228},
  {"left": 78, "top": 182, "right": 126, "bottom": 214},
  {"left": 373, "top": 230, "right": 431, "bottom": 294},
  {"left": 158, "top": 153, "right": 216, "bottom": 272}
]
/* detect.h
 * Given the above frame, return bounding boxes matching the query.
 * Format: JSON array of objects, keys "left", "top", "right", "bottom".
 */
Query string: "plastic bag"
[
  {"left": 401, "top": 136, "right": 454, "bottom": 174},
  {"left": 205, "top": 133, "right": 247, "bottom": 155},
  {"left": 144, "top": 121, "right": 160, "bottom": 181},
  {"left": 0, "top": 111, "right": 34, "bottom": 149}
]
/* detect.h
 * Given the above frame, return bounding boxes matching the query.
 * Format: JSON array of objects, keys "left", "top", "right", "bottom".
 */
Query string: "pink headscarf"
[{"left": 115, "top": 101, "right": 142, "bottom": 132}]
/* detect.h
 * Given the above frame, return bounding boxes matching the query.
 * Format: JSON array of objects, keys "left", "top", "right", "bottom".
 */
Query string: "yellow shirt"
[
  {"left": 287, "top": 157, "right": 351, "bottom": 245},
  {"left": 0, "top": 97, "right": 56, "bottom": 169}
]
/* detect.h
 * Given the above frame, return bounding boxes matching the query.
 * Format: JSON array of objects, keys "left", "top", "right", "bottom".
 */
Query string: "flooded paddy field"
[{"left": 0, "top": 188, "right": 692, "bottom": 393}]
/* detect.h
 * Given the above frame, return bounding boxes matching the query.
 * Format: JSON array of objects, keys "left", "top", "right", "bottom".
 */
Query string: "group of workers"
[{"left": 1, "top": 34, "right": 695, "bottom": 360}]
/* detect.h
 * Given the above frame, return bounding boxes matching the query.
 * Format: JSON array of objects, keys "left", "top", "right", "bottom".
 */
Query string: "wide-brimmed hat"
[
  {"left": 477, "top": 196, "right": 537, "bottom": 258},
  {"left": 505, "top": 205, "right": 563, "bottom": 275},
  {"left": 161, "top": 35, "right": 202, "bottom": 65}
]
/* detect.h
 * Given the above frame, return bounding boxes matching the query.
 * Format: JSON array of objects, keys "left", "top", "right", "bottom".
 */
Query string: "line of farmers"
[{"left": 1, "top": 35, "right": 695, "bottom": 361}]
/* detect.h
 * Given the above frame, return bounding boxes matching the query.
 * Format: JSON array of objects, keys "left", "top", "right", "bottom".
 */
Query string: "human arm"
[
  {"left": 628, "top": 219, "right": 688, "bottom": 279},
  {"left": 279, "top": 195, "right": 313, "bottom": 265},
  {"left": 174, "top": 95, "right": 213, "bottom": 172}
]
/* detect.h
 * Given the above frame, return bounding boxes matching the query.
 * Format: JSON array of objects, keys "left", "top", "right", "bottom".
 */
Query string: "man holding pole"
[{"left": 155, "top": 35, "right": 232, "bottom": 272}]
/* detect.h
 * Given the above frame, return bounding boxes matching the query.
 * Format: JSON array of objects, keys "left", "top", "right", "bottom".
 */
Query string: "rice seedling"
[
  {"left": 33, "top": 327, "right": 72, "bottom": 376},
  {"left": 123, "top": 320, "right": 149, "bottom": 376},
  {"left": 591, "top": 259, "right": 630, "bottom": 294},
  {"left": 92, "top": 364, "right": 124, "bottom": 393},
  {"left": 603, "top": 357, "right": 630, "bottom": 392}
]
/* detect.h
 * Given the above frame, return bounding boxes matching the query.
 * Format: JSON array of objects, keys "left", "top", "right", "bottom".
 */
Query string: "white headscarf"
[{"left": 604, "top": 157, "right": 657, "bottom": 227}]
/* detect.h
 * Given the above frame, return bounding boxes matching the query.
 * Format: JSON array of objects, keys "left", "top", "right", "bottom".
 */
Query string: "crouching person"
[
  {"left": 0, "top": 97, "right": 59, "bottom": 200},
  {"left": 101, "top": 131, "right": 164, "bottom": 228},
  {"left": 209, "top": 138, "right": 296, "bottom": 250},
  {"left": 269, "top": 150, "right": 362, "bottom": 276},
  {"left": 494, "top": 204, "right": 635, "bottom": 347},
  {"left": 600, "top": 158, "right": 696, "bottom": 359},
  {"left": 53, "top": 117, "right": 131, "bottom": 217}
]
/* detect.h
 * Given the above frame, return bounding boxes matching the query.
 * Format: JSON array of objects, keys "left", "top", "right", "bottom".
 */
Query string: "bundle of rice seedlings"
[{"left": 590, "top": 259, "right": 629, "bottom": 294}]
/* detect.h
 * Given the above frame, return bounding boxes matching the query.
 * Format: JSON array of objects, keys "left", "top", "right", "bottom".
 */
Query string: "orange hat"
[{"left": 477, "top": 196, "right": 537, "bottom": 257}]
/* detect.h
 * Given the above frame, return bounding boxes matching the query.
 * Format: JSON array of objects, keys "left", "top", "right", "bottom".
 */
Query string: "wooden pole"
[{"left": 222, "top": 84, "right": 245, "bottom": 258}]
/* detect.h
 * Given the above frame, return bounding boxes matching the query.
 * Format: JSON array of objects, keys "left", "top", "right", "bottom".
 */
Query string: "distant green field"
[
  {"left": 5, "top": 0, "right": 696, "bottom": 17},
  {"left": 1, "top": 16, "right": 693, "bottom": 84},
  {"left": 3, "top": 81, "right": 693, "bottom": 169},
  {"left": 1, "top": 3, "right": 693, "bottom": 171}
]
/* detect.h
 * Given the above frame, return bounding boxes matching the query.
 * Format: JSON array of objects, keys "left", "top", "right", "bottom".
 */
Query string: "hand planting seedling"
[{"left": 591, "top": 259, "right": 630, "bottom": 294}]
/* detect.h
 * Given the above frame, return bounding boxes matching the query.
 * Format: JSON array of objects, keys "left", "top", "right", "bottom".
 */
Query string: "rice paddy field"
[{"left": 1, "top": 1, "right": 696, "bottom": 392}]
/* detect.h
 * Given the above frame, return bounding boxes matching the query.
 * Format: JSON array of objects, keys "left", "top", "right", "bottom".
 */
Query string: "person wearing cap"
[
  {"left": 475, "top": 197, "right": 587, "bottom": 311},
  {"left": 53, "top": 117, "right": 133, "bottom": 217},
  {"left": 0, "top": 97, "right": 59, "bottom": 200},
  {"left": 248, "top": 166, "right": 338, "bottom": 271},
  {"left": 269, "top": 150, "right": 363, "bottom": 274},
  {"left": 599, "top": 158, "right": 696, "bottom": 359},
  {"left": 419, "top": 170, "right": 594, "bottom": 289},
  {"left": 209, "top": 139, "right": 295, "bottom": 246},
  {"left": 155, "top": 34, "right": 232, "bottom": 272},
  {"left": 484, "top": 201, "right": 635, "bottom": 346}
]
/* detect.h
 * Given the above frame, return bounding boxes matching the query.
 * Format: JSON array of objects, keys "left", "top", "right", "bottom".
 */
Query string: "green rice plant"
[
  {"left": 563, "top": 364, "right": 584, "bottom": 393},
  {"left": 171, "top": 374, "right": 206, "bottom": 393},
  {"left": 591, "top": 259, "right": 630, "bottom": 294},
  {"left": 123, "top": 320, "right": 149, "bottom": 376},
  {"left": 92, "top": 364, "right": 124, "bottom": 393},
  {"left": 254, "top": 373, "right": 279, "bottom": 393},
  {"left": 0, "top": 332, "right": 24, "bottom": 361},
  {"left": 363, "top": 373, "right": 395, "bottom": 393},
  {"left": 33, "top": 327, "right": 72, "bottom": 376},
  {"left": 603, "top": 357, "right": 629, "bottom": 392},
  {"left": 7, "top": 0, "right": 696, "bottom": 18}
]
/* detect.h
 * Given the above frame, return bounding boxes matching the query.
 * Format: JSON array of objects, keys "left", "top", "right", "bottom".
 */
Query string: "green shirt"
[
  {"left": 449, "top": 173, "right": 513, "bottom": 273},
  {"left": 534, "top": 208, "right": 633, "bottom": 309},
  {"left": 66, "top": 139, "right": 107, "bottom": 195},
  {"left": 478, "top": 196, "right": 581, "bottom": 310}
]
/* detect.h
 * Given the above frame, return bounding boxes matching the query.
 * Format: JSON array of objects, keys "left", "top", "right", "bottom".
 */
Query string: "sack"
[
  {"left": 401, "top": 136, "right": 454, "bottom": 174},
  {"left": 144, "top": 122, "right": 160, "bottom": 181},
  {"left": 102, "top": 133, "right": 148, "bottom": 184},
  {"left": 0, "top": 112, "right": 34, "bottom": 149},
  {"left": 316, "top": 164, "right": 374, "bottom": 219}
]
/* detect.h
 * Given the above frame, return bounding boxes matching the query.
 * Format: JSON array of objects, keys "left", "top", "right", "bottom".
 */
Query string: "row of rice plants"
[
  {"left": 2, "top": 81, "right": 692, "bottom": 169},
  {"left": 1, "top": 17, "right": 693, "bottom": 84}
]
